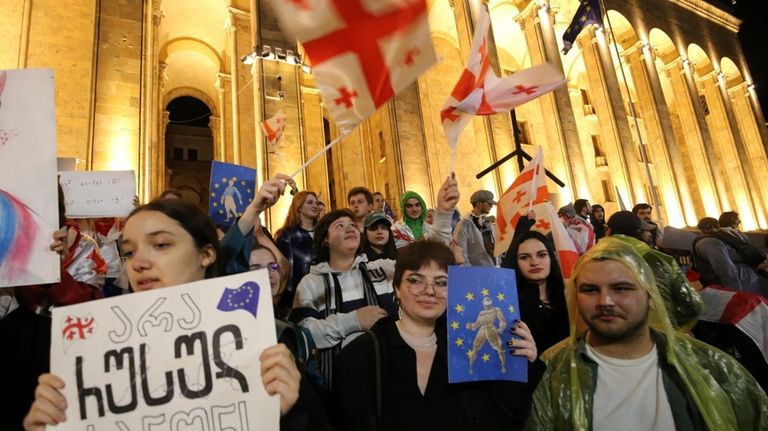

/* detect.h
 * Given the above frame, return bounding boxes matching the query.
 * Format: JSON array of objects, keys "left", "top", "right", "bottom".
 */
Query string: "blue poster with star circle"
[
  {"left": 447, "top": 266, "right": 526, "bottom": 383},
  {"left": 209, "top": 161, "right": 256, "bottom": 227}
]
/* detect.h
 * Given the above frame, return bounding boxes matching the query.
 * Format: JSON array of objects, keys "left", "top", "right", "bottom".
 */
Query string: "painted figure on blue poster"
[
  {"left": 466, "top": 295, "right": 507, "bottom": 373},
  {"left": 208, "top": 161, "right": 256, "bottom": 227},
  {"left": 447, "top": 266, "right": 526, "bottom": 383},
  {"left": 221, "top": 178, "right": 244, "bottom": 221}
]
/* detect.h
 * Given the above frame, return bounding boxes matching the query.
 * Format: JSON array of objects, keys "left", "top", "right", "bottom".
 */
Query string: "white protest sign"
[
  {"left": 50, "top": 270, "right": 279, "bottom": 430},
  {"left": 59, "top": 170, "right": 136, "bottom": 218},
  {"left": 0, "top": 68, "right": 60, "bottom": 287}
]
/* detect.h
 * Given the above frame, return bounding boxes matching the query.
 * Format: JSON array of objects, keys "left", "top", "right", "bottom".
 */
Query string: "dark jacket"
[{"left": 333, "top": 315, "right": 544, "bottom": 431}]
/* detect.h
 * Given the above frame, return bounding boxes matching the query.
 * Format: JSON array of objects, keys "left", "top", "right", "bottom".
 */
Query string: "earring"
[{"left": 394, "top": 296, "right": 402, "bottom": 319}]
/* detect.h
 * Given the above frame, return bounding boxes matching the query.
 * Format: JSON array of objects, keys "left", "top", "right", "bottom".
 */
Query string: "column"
[
  {"left": 622, "top": 43, "right": 687, "bottom": 226},
  {"left": 577, "top": 26, "right": 643, "bottom": 205},
  {"left": 698, "top": 71, "right": 759, "bottom": 229},
  {"left": 225, "top": 11, "right": 241, "bottom": 164},
  {"left": 518, "top": 3, "right": 589, "bottom": 201},
  {"left": 216, "top": 73, "right": 233, "bottom": 163},
  {"left": 729, "top": 83, "right": 768, "bottom": 228},
  {"left": 210, "top": 115, "right": 221, "bottom": 161},
  {"left": 661, "top": 58, "right": 721, "bottom": 217}
]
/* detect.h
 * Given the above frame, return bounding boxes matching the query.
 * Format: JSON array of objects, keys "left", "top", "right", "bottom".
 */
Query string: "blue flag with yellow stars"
[
  {"left": 217, "top": 281, "right": 261, "bottom": 318},
  {"left": 209, "top": 161, "right": 256, "bottom": 227},
  {"left": 447, "top": 266, "right": 526, "bottom": 383},
  {"left": 562, "top": 0, "right": 602, "bottom": 55}
]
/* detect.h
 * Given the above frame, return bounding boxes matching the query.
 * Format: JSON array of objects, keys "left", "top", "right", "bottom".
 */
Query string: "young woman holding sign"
[
  {"left": 23, "top": 175, "right": 325, "bottom": 431},
  {"left": 332, "top": 240, "right": 544, "bottom": 430}
]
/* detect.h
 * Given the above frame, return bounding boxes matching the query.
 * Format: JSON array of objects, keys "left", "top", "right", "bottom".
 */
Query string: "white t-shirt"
[{"left": 586, "top": 343, "right": 676, "bottom": 431}]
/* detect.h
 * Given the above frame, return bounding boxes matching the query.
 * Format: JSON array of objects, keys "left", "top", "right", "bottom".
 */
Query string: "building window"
[
  {"left": 581, "top": 89, "right": 595, "bottom": 115},
  {"left": 601, "top": 179, "right": 616, "bottom": 203},
  {"left": 188, "top": 148, "right": 198, "bottom": 162},
  {"left": 172, "top": 147, "right": 184, "bottom": 160}
]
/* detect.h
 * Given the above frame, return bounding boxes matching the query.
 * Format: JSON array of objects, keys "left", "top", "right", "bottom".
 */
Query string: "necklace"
[{"left": 396, "top": 321, "right": 437, "bottom": 351}]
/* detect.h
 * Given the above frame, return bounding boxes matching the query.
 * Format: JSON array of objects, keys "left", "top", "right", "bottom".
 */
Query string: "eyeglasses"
[
  {"left": 249, "top": 262, "right": 280, "bottom": 273},
  {"left": 403, "top": 274, "right": 448, "bottom": 296}
]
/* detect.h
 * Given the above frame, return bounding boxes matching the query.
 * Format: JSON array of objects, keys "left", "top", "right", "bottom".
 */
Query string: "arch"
[
  {"left": 159, "top": 37, "right": 223, "bottom": 72},
  {"left": 489, "top": 0, "right": 529, "bottom": 71},
  {"left": 605, "top": 10, "right": 639, "bottom": 51},
  {"left": 686, "top": 43, "right": 714, "bottom": 77},
  {"left": 648, "top": 28, "right": 678, "bottom": 66},
  {"left": 164, "top": 86, "right": 218, "bottom": 119},
  {"left": 719, "top": 57, "right": 744, "bottom": 88}
]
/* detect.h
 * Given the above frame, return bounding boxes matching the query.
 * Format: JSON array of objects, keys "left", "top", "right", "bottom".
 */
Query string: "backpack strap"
[{"left": 363, "top": 328, "right": 383, "bottom": 428}]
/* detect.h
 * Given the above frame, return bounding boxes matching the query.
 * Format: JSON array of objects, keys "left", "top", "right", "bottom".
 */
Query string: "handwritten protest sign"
[
  {"left": 447, "top": 266, "right": 526, "bottom": 384},
  {"left": 50, "top": 270, "right": 279, "bottom": 430},
  {"left": 0, "top": 69, "right": 60, "bottom": 287},
  {"left": 59, "top": 170, "right": 136, "bottom": 218}
]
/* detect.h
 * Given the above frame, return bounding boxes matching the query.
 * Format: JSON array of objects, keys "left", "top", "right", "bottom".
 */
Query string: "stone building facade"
[{"left": 1, "top": 0, "right": 766, "bottom": 231}]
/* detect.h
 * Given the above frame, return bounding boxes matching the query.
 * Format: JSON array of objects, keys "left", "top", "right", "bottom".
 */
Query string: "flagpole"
[
  {"left": 289, "top": 129, "right": 351, "bottom": 179},
  {"left": 598, "top": 0, "right": 664, "bottom": 226}
]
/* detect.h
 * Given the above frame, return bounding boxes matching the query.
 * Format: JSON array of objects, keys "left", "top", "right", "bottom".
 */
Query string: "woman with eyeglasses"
[
  {"left": 332, "top": 240, "right": 543, "bottom": 430},
  {"left": 290, "top": 175, "right": 460, "bottom": 390},
  {"left": 23, "top": 177, "right": 331, "bottom": 431}
]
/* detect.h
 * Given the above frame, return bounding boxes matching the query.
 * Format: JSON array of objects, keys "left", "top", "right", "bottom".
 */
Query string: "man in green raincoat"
[{"left": 526, "top": 237, "right": 767, "bottom": 431}]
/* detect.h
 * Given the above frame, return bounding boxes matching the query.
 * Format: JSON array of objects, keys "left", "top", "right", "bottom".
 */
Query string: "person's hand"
[
  {"left": 508, "top": 320, "right": 537, "bottom": 362},
  {"left": 260, "top": 344, "right": 301, "bottom": 416},
  {"left": 356, "top": 305, "right": 387, "bottom": 330},
  {"left": 252, "top": 174, "right": 295, "bottom": 213},
  {"left": 133, "top": 195, "right": 140, "bottom": 208},
  {"left": 49, "top": 227, "right": 72, "bottom": 262},
  {"left": 526, "top": 210, "right": 536, "bottom": 221},
  {"left": 23, "top": 373, "right": 67, "bottom": 431},
  {"left": 436, "top": 173, "right": 459, "bottom": 213}
]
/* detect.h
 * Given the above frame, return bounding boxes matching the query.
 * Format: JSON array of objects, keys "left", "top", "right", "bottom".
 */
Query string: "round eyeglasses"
[{"left": 403, "top": 274, "right": 448, "bottom": 296}]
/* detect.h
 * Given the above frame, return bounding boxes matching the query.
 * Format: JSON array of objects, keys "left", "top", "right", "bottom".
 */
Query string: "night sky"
[{"left": 712, "top": 0, "right": 768, "bottom": 118}]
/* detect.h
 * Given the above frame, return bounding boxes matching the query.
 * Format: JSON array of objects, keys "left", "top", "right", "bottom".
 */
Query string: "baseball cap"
[
  {"left": 470, "top": 190, "right": 496, "bottom": 205},
  {"left": 364, "top": 212, "right": 391, "bottom": 229}
]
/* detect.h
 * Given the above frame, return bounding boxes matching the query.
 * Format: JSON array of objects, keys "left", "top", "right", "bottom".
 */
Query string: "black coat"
[{"left": 332, "top": 315, "right": 544, "bottom": 431}]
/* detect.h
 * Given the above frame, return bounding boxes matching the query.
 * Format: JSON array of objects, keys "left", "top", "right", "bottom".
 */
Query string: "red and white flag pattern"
[
  {"left": 61, "top": 314, "right": 97, "bottom": 350},
  {"left": 494, "top": 148, "right": 579, "bottom": 277},
  {"left": 273, "top": 0, "right": 436, "bottom": 130},
  {"left": 261, "top": 110, "right": 286, "bottom": 149},
  {"left": 441, "top": 7, "right": 567, "bottom": 149},
  {"left": 699, "top": 285, "right": 768, "bottom": 363}
]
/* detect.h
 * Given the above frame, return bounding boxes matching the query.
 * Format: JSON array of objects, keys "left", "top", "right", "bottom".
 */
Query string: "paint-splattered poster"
[
  {"left": 0, "top": 69, "right": 60, "bottom": 288},
  {"left": 50, "top": 270, "right": 279, "bottom": 430}
]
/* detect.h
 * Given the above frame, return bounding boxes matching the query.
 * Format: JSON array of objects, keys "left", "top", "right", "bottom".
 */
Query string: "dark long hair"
[
  {"left": 361, "top": 220, "right": 397, "bottom": 261},
  {"left": 126, "top": 199, "right": 220, "bottom": 279},
  {"left": 313, "top": 209, "right": 358, "bottom": 264},
  {"left": 505, "top": 231, "right": 566, "bottom": 309}
]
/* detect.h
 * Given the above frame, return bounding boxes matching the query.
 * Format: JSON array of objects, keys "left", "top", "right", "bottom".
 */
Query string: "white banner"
[
  {"left": 50, "top": 271, "right": 279, "bottom": 430},
  {"left": 0, "top": 68, "right": 60, "bottom": 287},
  {"left": 59, "top": 170, "right": 136, "bottom": 218}
]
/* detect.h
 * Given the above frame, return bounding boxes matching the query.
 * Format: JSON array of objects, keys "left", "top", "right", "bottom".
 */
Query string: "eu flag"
[
  {"left": 562, "top": 0, "right": 603, "bottom": 55},
  {"left": 209, "top": 161, "right": 257, "bottom": 227},
  {"left": 217, "top": 281, "right": 261, "bottom": 318},
  {"left": 447, "top": 266, "right": 526, "bottom": 384}
]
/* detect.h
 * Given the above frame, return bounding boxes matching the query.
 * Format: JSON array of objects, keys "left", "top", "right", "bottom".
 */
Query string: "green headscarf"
[{"left": 400, "top": 191, "right": 427, "bottom": 240}]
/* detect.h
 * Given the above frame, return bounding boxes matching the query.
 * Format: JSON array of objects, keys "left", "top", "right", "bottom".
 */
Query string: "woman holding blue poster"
[
  {"left": 23, "top": 178, "right": 330, "bottom": 431},
  {"left": 332, "top": 240, "right": 545, "bottom": 431}
]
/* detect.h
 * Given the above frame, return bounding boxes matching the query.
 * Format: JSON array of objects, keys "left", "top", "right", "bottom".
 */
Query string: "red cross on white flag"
[
  {"left": 61, "top": 314, "right": 97, "bottom": 351},
  {"left": 494, "top": 147, "right": 578, "bottom": 277},
  {"left": 261, "top": 110, "right": 287, "bottom": 148},
  {"left": 441, "top": 7, "right": 567, "bottom": 149},
  {"left": 273, "top": 0, "right": 437, "bottom": 131}
]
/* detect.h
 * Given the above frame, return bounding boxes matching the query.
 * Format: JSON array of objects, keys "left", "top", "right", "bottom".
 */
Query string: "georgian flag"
[
  {"left": 699, "top": 285, "right": 768, "bottom": 363},
  {"left": 261, "top": 110, "right": 286, "bottom": 149},
  {"left": 441, "top": 7, "right": 567, "bottom": 149},
  {"left": 273, "top": 0, "right": 436, "bottom": 131},
  {"left": 494, "top": 148, "right": 578, "bottom": 277}
]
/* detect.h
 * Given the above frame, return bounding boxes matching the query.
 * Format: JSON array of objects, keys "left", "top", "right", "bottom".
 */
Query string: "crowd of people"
[{"left": 1, "top": 175, "right": 767, "bottom": 430}]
